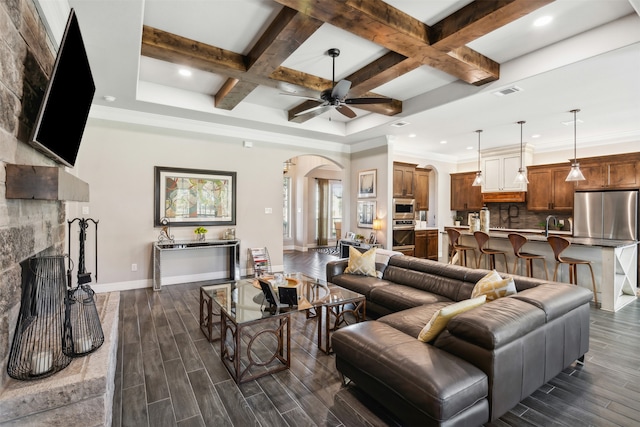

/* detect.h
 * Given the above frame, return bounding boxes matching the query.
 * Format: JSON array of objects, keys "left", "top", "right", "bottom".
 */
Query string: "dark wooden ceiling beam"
[
  {"left": 142, "top": 25, "right": 403, "bottom": 120},
  {"left": 430, "top": 0, "right": 555, "bottom": 51},
  {"left": 214, "top": 78, "right": 259, "bottom": 110},
  {"left": 142, "top": 26, "right": 247, "bottom": 77},
  {"left": 246, "top": 7, "right": 323, "bottom": 75},
  {"left": 273, "top": 0, "right": 499, "bottom": 84},
  {"left": 343, "top": 51, "right": 421, "bottom": 96},
  {"left": 216, "top": 7, "right": 323, "bottom": 110}
]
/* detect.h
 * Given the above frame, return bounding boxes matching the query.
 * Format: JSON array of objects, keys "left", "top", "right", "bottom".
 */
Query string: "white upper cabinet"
[{"left": 481, "top": 145, "right": 532, "bottom": 193}]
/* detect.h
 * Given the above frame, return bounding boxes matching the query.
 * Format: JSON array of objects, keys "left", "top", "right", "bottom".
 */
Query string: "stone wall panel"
[{"left": 0, "top": 0, "right": 65, "bottom": 393}]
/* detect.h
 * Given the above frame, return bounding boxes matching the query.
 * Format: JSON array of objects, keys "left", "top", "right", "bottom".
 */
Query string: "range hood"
[{"left": 482, "top": 192, "right": 526, "bottom": 203}]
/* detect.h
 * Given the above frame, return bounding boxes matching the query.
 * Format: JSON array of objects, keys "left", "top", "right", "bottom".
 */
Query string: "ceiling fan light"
[
  {"left": 566, "top": 163, "right": 586, "bottom": 182},
  {"left": 472, "top": 171, "right": 483, "bottom": 186},
  {"left": 514, "top": 168, "right": 529, "bottom": 184}
]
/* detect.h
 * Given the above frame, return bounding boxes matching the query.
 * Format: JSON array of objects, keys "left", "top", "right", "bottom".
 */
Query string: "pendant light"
[
  {"left": 471, "top": 130, "right": 483, "bottom": 186},
  {"left": 565, "top": 109, "right": 586, "bottom": 181},
  {"left": 513, "top": 120, "right": 529, "bottom": 184}
]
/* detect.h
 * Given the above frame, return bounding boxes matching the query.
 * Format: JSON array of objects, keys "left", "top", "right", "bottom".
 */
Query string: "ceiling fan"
[{"left": 282, "top": 48, "right": 393, "bottom": 119}]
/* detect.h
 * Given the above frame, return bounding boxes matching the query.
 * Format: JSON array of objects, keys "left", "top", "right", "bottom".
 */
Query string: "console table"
[{"left": 152, "top": 240, "right": 240, "bottom": 291}]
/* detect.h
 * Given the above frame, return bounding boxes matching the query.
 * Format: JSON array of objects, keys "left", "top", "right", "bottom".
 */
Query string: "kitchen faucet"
[{"left": 545, "top": 215, "right": 557, "bottom": 237}]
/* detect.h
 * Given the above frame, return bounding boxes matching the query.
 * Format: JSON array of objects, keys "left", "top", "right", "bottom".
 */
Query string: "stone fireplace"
[
  {"left": 1, "top": 0, "right": 67, "bottom": 393},
  {"left": 1, "top": 5, "right": 119, "bottom": 424}
]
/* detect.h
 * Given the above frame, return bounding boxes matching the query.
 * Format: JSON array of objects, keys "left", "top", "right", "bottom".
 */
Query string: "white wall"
[
  {"left": 351, "top": 144, "right": 389, "bottom": 247},
  {"left": 71, "top": 119, "right": 348, "bottom": 291},
  {"left": 71, "top": 117, "right": 639, "bottom": 291}
]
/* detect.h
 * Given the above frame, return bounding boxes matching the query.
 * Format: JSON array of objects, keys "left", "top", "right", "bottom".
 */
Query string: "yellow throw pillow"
[
  {"left": 471, "top": 270, "right": 517, "bottom": 301},
  {"left": 418, "top": 295, "right": 487, "bottom": 342},
  {"left": 344, "top": 246, "right": 377, "bottom": 277}
]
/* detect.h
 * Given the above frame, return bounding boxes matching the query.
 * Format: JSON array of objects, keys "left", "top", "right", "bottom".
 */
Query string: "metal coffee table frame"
[
  {"left": 316, "top": 289, "right": 366, "bottom": 354},
  {"left": 200, "top": 281, "right": 292, "bottom": 384}
]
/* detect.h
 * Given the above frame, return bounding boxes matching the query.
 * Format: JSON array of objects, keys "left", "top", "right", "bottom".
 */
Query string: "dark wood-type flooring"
[{"left": 112, "top": 250, "right": 640, "bottom": 426}]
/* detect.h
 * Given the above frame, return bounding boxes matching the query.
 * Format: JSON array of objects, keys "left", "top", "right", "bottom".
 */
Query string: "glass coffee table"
[{"left": 199, "top": 274, "right": 365, "bottom": 383}]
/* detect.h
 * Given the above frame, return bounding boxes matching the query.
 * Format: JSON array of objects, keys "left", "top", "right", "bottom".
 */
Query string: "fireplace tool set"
[{"left": 7, "top": 218, "right": 104, "bottom": 380}]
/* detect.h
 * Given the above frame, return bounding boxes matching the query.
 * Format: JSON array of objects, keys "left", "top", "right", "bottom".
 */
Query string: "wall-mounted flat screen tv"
[{"left": 29, "top": 8, "right": 95, "bottom": 168}]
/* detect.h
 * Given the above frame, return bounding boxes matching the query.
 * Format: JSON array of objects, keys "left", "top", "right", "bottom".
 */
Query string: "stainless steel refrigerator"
[{"left": 573, "top": 190, "right": 638, "bottom": 240}]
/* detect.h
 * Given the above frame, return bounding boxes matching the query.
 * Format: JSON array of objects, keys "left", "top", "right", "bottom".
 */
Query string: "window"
[
  {"left": 330, "top": 181, "right": 342, "bottom": 238},
  {"left": 283, "top": 176, "right": 291, "bottom": 238},
  {"left": 314, "top": 179, "right": 342, "bottom": 240}
]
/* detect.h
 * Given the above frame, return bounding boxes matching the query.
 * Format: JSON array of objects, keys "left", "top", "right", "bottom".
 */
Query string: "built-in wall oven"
[{"left": 392, "top": 219, "right": 416, "bottom": 254}]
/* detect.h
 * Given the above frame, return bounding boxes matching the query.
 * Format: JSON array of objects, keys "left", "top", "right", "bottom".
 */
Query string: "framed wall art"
[
  {"left": 154, "top": 166, "right": 236, "bottom": 226},
  {"left": 357, "top": 200, "right": 376, "bottom": 228},
  {"left": 357, "top": 169, "right": 376, "bottom": 198}
]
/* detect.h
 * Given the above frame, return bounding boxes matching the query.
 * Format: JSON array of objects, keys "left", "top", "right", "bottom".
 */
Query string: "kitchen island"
[{"left": 444, "top": 227, "right": 638, "bottom": 312}]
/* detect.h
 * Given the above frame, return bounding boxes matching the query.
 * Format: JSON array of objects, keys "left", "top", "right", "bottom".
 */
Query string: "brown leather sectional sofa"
[{"left": 327, "top": 255, "right": 593, "bottom": 426}]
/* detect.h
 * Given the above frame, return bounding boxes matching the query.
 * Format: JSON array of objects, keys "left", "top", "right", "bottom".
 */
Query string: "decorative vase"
[
  {"left": 454, "top": 221, "right": 461, "bottom": 227},
  {"left": 197, "top": 233, "right": 206, "bottom": 241}
]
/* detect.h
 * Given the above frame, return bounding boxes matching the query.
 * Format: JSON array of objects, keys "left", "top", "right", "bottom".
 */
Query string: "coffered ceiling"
[{"left": 55, "top": 0, "right": 640, "bottom": 160}]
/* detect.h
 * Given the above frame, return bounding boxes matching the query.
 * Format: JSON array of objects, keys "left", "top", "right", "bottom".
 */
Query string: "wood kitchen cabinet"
[
  {"left": 415, "top": 229, "right": 438, "bottom": 260},
  {"left": 450, "top": 172, "right": 483, "bottom": 211},
  {"left": 393, "top": 162, "right": 417, "bottom": 198},
  {"left": 574, "top": 153, "right": 640, "bottom": 190},
  {"left": 526, "top": 164, "right": 574, "bottom": 212},
  {"left": 415, "top": 168, "right": 431, "bottom": 210}
]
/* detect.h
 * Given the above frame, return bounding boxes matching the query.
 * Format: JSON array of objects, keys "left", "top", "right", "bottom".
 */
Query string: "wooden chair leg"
[
  {"left": 553, "top": 263, "right": 560, "bottom": 281},
  {"left": 512, "top": 258, "right": 519, "bottom": 276},
  {"left": 540, "top": 259, "right": 549, "bottom": 280},
  {"left": 526, "top": 259, "right": 532, "bottom": 277}
]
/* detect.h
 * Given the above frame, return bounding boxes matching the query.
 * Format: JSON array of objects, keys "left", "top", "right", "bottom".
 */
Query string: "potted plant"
[
  {"left": 453, "top": 215, "right": 463, "bottom": 227},
  {"left": 194, "top": 226, "right": 208, "bottom": 241}
]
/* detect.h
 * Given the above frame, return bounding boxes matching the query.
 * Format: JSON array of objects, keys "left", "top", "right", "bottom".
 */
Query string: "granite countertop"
[{"left": 444, "top": 226, "right": 638, "bottom": 249}]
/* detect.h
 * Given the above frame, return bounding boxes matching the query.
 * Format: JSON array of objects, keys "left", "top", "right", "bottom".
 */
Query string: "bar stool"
[
  {"left": 473, "top": 231, "right": 509, "bottom": 272},
  {"left": 508, "top": 233, "right": 548, "bottom": 279},
  {"left": 446, "top": 228, "right": 477, "bottom": 267},
  {"left": 547, "top": 236, "right": 598, "bottom": 305}
]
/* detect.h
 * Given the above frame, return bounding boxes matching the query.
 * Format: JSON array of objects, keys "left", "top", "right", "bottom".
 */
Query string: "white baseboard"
[
  {"left": 90, "top": 268, "right": 289, "bottom": 293},
  {"left": 92, "top": 279, "right": 151, "bottom": 293}
]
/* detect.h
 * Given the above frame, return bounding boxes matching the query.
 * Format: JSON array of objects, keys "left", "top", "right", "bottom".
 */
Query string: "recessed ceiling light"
[
  {"left": 466, "top": 146, "right": 474, "bottom": 150},
  {"left": 534, "top": 16, "right": 553, "bottom": 27},
  {"left": 178, "top": 68, "right": 192, "bottom": 77},
  {"left": 440, "top": 140, "right": 447, "bottom": 144},
  {"left": 103, "top": 95, "right": 116, "bottom": 102},
  {"left": 531, "top": 134, "right": 541, "bottom": 138},
  {"left": 408, "top": 133, "right": 416, "bottom": 138}
]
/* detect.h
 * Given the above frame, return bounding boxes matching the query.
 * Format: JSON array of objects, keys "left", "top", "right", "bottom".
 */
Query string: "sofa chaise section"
[{"left": 332, "top": 321, "right": 490, "bottom": 426}]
